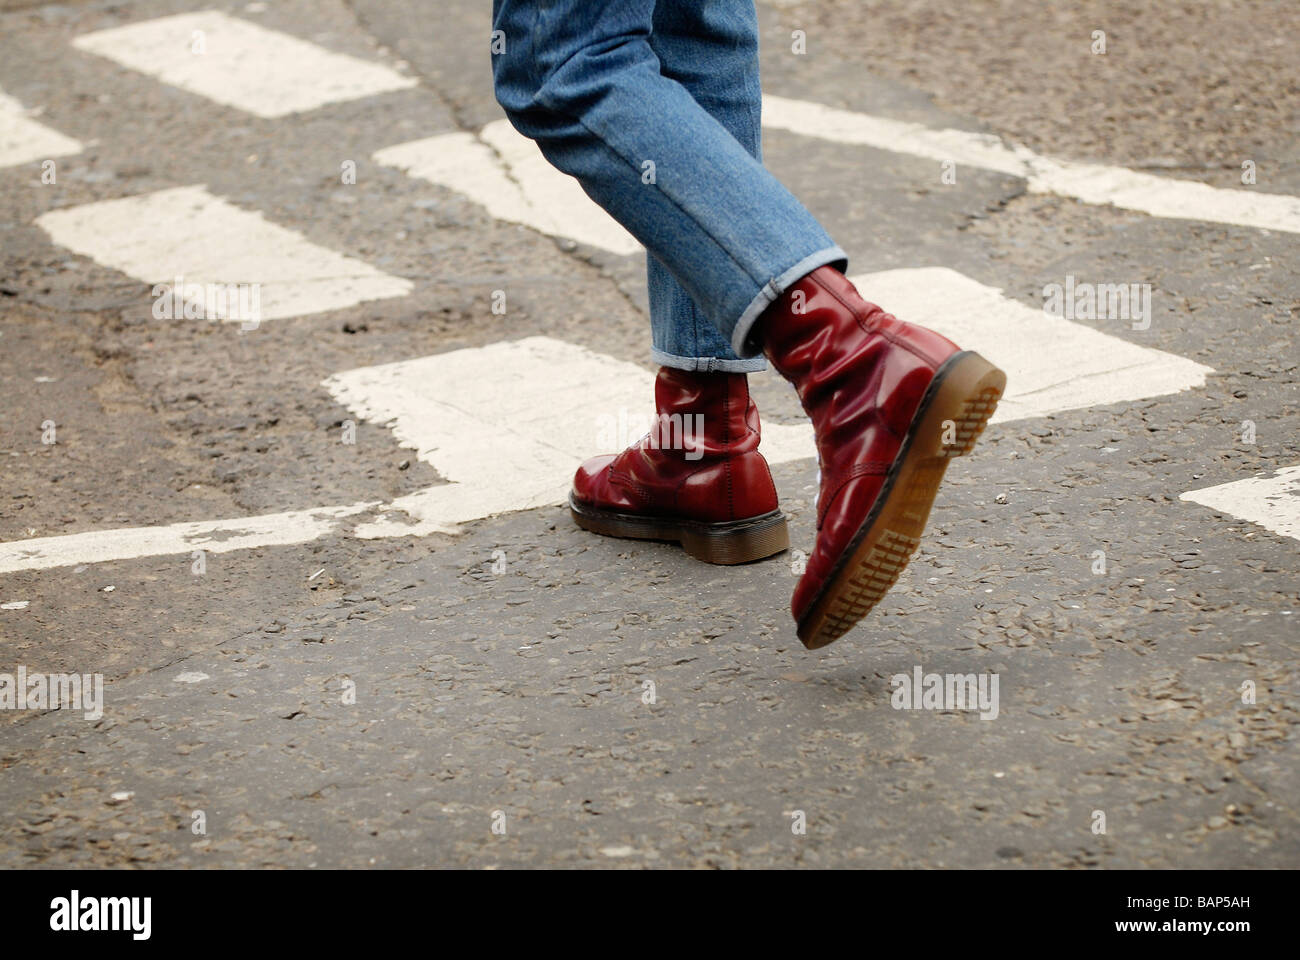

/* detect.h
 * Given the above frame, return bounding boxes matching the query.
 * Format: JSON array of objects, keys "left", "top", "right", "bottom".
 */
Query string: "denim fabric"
[{"left": 491, "top": 0, "right": 847, "bottom": 366}]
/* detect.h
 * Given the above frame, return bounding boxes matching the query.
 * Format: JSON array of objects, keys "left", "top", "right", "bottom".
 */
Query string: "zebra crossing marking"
[
  {"left": 1, "top": 66, "right": 1253, "bottom": 573},
  {"left": 0, "top": 90, "right": 83, "bottom": 170},
  {"left": 1180, "top": 465, "right": 1300, "bottom": 542},
  {"left": 71, "top": 10, "right": 418, "bottom": 119},
  {"left": 35, "top": 185, "right": 412, "bottom": 320},
  {"left": 0, "top": 262, "right": 1216, "bottom": 572},
  {"left": 762, "top": 95, "right": 1300, "bottom": 235}
]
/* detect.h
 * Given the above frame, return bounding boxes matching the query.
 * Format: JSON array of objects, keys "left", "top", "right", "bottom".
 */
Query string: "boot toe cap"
[{"left": 571, "top": 454, "right": 618, "bottom": 504}]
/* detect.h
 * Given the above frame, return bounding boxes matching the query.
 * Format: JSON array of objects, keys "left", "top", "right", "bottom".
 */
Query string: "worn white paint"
[
  {"left": 374, "top": 122, "right": 642, "bottom": 255},
  {"left": 0, "top": 90, "right": 83, "bottom": 169},
  {"left": 35, "top": 185, "right": 412, "bottom": 320},
  {"left": 763, "top": 95, "right": 1300, "bottom": 234},
  {"left": 0, "top": 503, "right": 377, "bottom": 575},
  {"left": 1180, "top": 465, "right": 1300, "bottom": 542},
  {"left": 71, "top": 10, "right": 417, "bottom": 118}
]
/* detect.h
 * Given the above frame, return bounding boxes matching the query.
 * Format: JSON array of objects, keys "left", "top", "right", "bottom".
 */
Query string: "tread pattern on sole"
[
  {"left": 940, "top": 386, "right": 1002, "bottom": 458},
  {"left": 821, "top": 529, "right": 920, "bottom": 641},
  {"left": 806, "top": 375, "right": 1005, "bottom": 648}
]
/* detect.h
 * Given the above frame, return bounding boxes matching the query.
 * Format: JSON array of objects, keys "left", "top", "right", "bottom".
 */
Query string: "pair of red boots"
[{"left": 570, "top": 267, "right": 1005, "bottom": 649}]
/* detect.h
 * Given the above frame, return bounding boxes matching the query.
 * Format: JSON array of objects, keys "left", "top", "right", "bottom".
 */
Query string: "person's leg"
[
  {"left": 645, "top": 0, "right": 765, "bottom": 374},
  {"left": 492, "top": 0, "right": 1006, "bottom": 645},
  {"left": 493, "top": 0, "right": 800, "bottom": 565},
  {"left": 491, "top": 0, "right": 845, "bottom": 357}
]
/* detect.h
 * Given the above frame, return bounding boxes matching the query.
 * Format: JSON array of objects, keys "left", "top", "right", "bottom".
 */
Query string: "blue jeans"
[{"left": 491, "top": 0, "right": 847, "bottom": 372}]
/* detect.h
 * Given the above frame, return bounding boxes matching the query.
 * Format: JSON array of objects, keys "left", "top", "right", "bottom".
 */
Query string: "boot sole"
[
  {"left": 797, "top": 350, "right": 1006, "bottom": 649},
  {"left": 568, "top": 496, "right": 790, "bottom": 565}
]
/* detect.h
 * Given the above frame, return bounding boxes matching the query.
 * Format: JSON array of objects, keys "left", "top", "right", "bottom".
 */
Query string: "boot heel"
[
  {"left": 926, "top": 352, "right": 1006, "bottom": 459},
  {"left": 679, "top": 511, "right": 790, "bottom": 565}
]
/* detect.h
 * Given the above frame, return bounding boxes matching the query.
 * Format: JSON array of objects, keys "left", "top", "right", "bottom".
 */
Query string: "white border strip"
[
  {"left": 0, "top": 503, "right": 377, "bottom": 575},
  {"left": 763, "top": 95, "right": 1300, "bottom": 234}
]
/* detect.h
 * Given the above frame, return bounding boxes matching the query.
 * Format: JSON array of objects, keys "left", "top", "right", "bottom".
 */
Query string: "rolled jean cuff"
[
  {"left": 730, "top": 245, "right": 849, "bottom": 358},
  {"left": 650, "top": 348, "right": 768, "bottom": 373}
]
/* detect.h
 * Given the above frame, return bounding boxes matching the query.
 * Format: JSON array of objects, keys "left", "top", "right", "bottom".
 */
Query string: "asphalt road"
[{"left": 0, "top": 0, "right": 1296, "bottom": 867}]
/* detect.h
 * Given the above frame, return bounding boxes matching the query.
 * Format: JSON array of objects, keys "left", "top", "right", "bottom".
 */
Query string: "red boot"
[
  {"left": 754, "top": 266, "right": 1006, "bottom": 648},
  {"left": 569, "top": 367, "right": 789, "bottom": 564}
]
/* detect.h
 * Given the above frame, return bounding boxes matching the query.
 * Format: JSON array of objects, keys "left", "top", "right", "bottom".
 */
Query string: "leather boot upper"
[
  {"left": 571, "top": 367, "right": 780, "bottom": 524},
  {"left": 756, "top": 266, "right": 961, "bottom": 620}
]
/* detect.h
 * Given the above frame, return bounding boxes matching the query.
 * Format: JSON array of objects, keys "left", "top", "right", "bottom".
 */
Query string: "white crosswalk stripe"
[
  {"left": 374, "top": 123, "right": 642, "bottom": 256},
  {"left": 1180, "top": 466, "right": 1300, "bottom": 542},
  {"left": 71, "top": 10, "right": 417, "bottom": 119},
  {"left": 853, "top": 268, "right": 1212, "bottom": 423},
  {"left": 325, "top": 336, "right": 817, "bottom": 541},
  {"left": 0, "top": 90, "right": 83, "bottom": 170},
  {"left": 373, "top": 99, "right": 1300, "bottom": 257},
  {"left": 35, "top": 185, "right": 413, "bottom": 320},
  {"left": 0, "top": 505, "right": 377, "bottom": 576}
]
